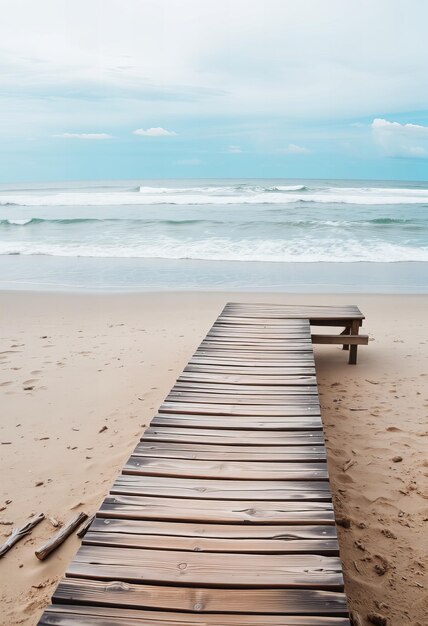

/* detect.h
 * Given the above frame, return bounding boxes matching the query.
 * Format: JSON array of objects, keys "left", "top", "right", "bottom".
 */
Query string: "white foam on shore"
[
  {"left": 1, "top": 237, "right": 427, "bottom": 263},
  {"left": 2, "top": 185, "right": 428, "bottom": 206}
]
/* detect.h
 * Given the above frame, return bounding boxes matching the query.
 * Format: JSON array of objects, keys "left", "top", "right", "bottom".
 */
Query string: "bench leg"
[
  {"left": 341, "top": 327, "right": 350, "bottom": 350},
  {"left": 349, "top": 320, "right": 360, "bottom": 364}
]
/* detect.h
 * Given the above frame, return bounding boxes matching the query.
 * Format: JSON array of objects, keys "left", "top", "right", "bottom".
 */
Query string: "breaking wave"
[
  {"left": 1, "top": 237, "right": 427, "bottom": 263},
  {"left": 1, "top": 183, "right": 428, "bottom": 206}
]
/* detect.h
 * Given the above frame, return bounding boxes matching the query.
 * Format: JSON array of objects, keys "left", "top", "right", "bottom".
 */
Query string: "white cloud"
[
  {"left": 133, "top": 127, "right": 177, "bottom": 137},
  {"left": 282, "top": 143, "right": 310, "bottom": 154},
  {"left": 371, "top": 118, "right": 428, "bottom": 158},
  {"left": 1, "top": 0, "right": 428, "bottom": 137},
  {"left": 2, "top": 0, "right": 428, "bottom": 151},
  {"left": 228, "top": 145, "right": 242, "bottom": 153},
  {"left": 53, "top": 132, "right": 112, "bottom": 139}
]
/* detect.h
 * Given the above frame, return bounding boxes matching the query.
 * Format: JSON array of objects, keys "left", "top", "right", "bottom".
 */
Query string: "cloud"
[
  {"left": 2, "top": 0, "right": 428, "bottom": 135},
  {"left": 53, "top": 132, "right": 112, "bottom": 139},
  {"left": 228, "top": 145, "right": 242, "bottom": 153},
  {"left": 371, "top": 118, "right": 428, "bottom": 158},
  {"left": 282, "top": 143, "right": 310, "bottom": 154},
  {"left": 133, "top": 127, "right": 177, "bottom": 137}
]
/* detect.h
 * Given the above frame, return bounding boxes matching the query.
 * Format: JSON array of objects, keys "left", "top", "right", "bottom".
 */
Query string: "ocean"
[{"left": 1, "top": 178, "right": 427, "bottom": 292}]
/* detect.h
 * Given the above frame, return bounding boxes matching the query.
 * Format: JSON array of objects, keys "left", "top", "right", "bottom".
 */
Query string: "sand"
[{"left": 0, "top": 291, "right": 427, "bottom": 626}]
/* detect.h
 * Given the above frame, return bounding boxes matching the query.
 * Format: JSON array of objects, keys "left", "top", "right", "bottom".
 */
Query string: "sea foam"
[{"left": 1, "top": 183, "right": 428, "bottom": 206}]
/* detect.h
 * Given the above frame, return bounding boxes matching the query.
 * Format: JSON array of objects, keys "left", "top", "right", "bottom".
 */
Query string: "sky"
[{"left": 1, "top": 0, "right": 428, "bottom": 182}]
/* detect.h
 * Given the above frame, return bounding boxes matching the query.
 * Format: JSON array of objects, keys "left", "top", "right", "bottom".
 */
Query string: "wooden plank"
[
  {"left": 124, "top": 457, "right": 328, "bottom": 480},
  {"left": 224, "top": 303, "right": 363, "bottom": 318},
  {"left": 99, "top": 495, "right": 336, "bottom": 524},
  {"left": 172, "top": 383, "right": 318, "bottom": 395},
  {"left": 41, "top": 604, "right": 351, "bottom": 625},
  {"left": 201, "top": 338, "right": 311, "bottom": 346},
  {"left": 311, "top": 334, "right": 368, "bottom": 345},
  {"left": 142, "top": 427, "right": 325, "bottom": 446},
  {"left": 184, "top": 366, "right": 316, "bottom": 375},
  {"left": 70, "top": 546, "right": 344, "bottom": 589},
  {"left": 166, "top": 392, "right": 320, "bottom": 405},
  {"left": 200, "top": 342, "right": 313, "bottom": 352},
  {"left": 191, "top": 355, "right": 315, "bottom": 364},
  {"left": 209, "top": 332, "right": 309, "bottom": 336},
  {"left": 194, "top": 351, "right": 314, "bottom": 359},
  {"left": 215, "top": 321, "right": 310, "bottom": 326},
  {"left": 151, "top": 414, "right": 323, "bottom": 431},
  {"left": 208, "top": 323, "right": 309, "bottom": 329},
  {"left": 166, "top": 395, "right": 319, "bottom": 404},
  {"left": 53, "top": 578, "right": 348, "bottom": 615},
  {"left": 212, "top": 320, "right": 308, "bottom": 325},
  {"left": 89, "top": 517, "right": 339, "bottom": 539},
  {"left": 211, "top": 322, "right": 309, "bottom": 327},
  {"left": 82, "top": 532, "right": 339, "bottom": 555},
  {"left": 204, "top": 331, "right": 309, "bottom": 337},
  {"left": 178, "top": 373, "right": 317, "bottom": 385},
  {"left": 225, "top": 301, "right": 360, "bottom": 309},
  {"left": 208, "top": 330, "right": 311, "bottom": 337},
  {"left": 111, "top": 475, "right": 331, "bottom": 500},
  {"left": 132, "top": 442, "right": 326, "bottom": 461},
  {"left": 159, "top": 402, "right": 321, "bottom": 417}
]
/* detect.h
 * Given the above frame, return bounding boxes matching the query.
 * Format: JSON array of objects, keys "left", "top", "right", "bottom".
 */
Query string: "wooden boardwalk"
[{"left": 38, "top": 304, "right": 350, "bottom": 625}]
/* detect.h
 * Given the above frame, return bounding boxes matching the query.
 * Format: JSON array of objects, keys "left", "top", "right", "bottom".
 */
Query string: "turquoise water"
[{"left": 1, "top": 178, "right": 427, "bottom": 291}]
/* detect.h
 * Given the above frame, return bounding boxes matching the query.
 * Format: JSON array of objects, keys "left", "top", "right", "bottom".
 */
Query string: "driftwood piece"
[
  {"left": 76, "top": 514, "right": 95, "bottom": 538},
  {"left": 35, "top": 512, "right": 87, "bottom": 561},
  {"left": 0, "top": 513, "right": 45, "bottom": 558}
]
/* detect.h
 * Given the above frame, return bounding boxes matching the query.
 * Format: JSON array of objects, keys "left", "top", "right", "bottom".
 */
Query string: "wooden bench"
[{"left": 224, "top": 303, "right": 367, "bottom": 364}]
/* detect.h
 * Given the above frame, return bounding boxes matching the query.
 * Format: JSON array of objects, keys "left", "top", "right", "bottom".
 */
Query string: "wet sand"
[{"left": 0, "top": 291, "right": 427, "bottom": 625}]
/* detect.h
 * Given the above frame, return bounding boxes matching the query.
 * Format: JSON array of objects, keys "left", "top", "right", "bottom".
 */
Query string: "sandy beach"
[{"left": 0, "top": 291, "right": 427, "bottom": 626}]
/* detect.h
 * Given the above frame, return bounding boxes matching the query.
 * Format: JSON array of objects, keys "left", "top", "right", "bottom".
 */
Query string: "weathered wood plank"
[
  {"left": 70, "top": 546, "right": 344, "bottom": 589},
  {"left": 207, "top": 333, "right": 312, "bottom": 340},
  {"left": 89, "top": 517, "right": 338, "bottom": 539},
  {"left": 53, "top": 578, "right": 348, "bottom": 615},
  {"left": 172, "top": 382, "right": 318, "bottom": 395},
  {"left": 165, "top": 388, "right": 319, "bottom": 407},
  {"left": 199, "top": 342, "right": 313, "bottom": 352},
  {"left": 124, "top": 457, "right": 328, "bottom": 480},
  {"left": 177, "top": 373, "right": 318, "bottom": 385},
  {"left": 159, "top": 402, "right": 320, "bottom": 417},
  {"left": 111, "top": 475, "right": 331, "bottom": 500},
  {"left": 224, "top": 303, "right": 363, "bottom": 318},
  {"left": 311, "top": 334, "right": 368, "bottom": 345},
  {"left": 200, "top": 339, "right": 311, "bottom": 347},
  {"left": 41, "top": 604, "right": 351, "bottom": 625},
  {"left": 151, "top": 414, "right": 323, "bottom": 431},
  {"left": 183, "top": 363, "right": 315, "bottom": 378},
  {"left": 191, "top": 357, "right": 315, "bottom": 366},
  {"left": 166, "top": 392, "right": 320, "bottom": 405},
  {"left": 132, "top": 442, "right": 326, "bottom": 461},
  {"left": 194, "top": 352, "right": 314, "bottom": 360},
  {"left": 99, "top": 495, "right": 336, "bottom": 524},
  {"left": 142, "top": 427, "right": 325, "bottom": 446},
  {"left": 82, "top": 532, "right": 339, "bottom": 555}
]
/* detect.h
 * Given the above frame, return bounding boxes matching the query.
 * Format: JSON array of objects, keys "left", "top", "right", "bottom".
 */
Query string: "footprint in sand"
[
  {"left": 0, "top": 381, "right": 13, "bottom": 387},
  {"left": 23, "top": 378, "right": 39, "bottom": 391},
  {"left": 31, "top": 370, "right": 43, "bottom": 376}
]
